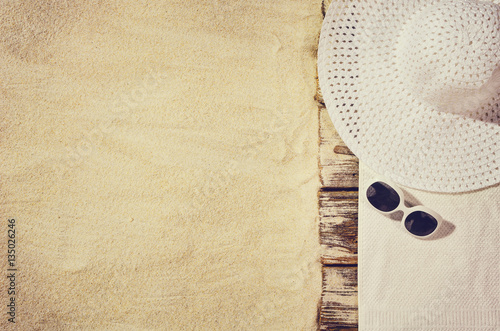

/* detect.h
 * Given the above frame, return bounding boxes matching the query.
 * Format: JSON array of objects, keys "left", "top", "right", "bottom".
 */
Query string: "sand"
[{"left": 0, "top": 1, "right": 322, "bottom": 329}]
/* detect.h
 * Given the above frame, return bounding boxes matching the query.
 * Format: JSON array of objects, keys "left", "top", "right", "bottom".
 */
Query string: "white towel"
[{"left": 359, "top": 162, "right": 500, "bottom": 330}]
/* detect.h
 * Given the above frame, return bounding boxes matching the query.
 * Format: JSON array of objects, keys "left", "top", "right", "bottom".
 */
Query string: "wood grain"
[
  {"left": 320, "top": 266, "right": 358, "bottom": 330},
  {"left": 318, "top": 105, "right": 360, "bottom": 329},
  {"left": 319, "top": 0, "right": 359, "bottom": 329},
  {"left": 319, "top": 106, "right": 359, "bottom": 189},
  {"left": 319, "top": 190, "right": 358, "bottom": 265}
]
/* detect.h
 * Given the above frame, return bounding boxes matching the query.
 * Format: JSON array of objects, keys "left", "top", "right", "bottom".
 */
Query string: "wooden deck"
[
  {"left": 318, "top": 103, "right": 359, "bottom": 330},
  {"left": 317, "top": 1, "right": 359, "bottom": 325}
]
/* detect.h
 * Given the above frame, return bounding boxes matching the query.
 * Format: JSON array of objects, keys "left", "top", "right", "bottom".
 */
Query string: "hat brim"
[{"left": 318, "top": 0, "right": 500, "bottom": 193}]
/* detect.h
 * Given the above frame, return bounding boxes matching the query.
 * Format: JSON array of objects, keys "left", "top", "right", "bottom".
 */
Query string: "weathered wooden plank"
[
  {"left": 319, "top": 1, "right": 358, "bottom": 330},
  {"left": 320, "top": 266, "right": 358, "bottom": 330},
  {"left": 319, "top": 106, "right": 359, "bottom": 188},
  {"left": 319, "top": 190, "right": 358, "bottom": 265}
]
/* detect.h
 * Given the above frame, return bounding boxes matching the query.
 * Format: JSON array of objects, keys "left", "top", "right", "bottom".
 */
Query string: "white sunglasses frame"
[{"left": 364, "top": 178, "right": 443, "bottom": 239}]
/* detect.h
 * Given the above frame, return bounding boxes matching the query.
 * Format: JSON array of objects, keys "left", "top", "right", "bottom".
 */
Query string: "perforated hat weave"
[{"left": 318, "top": 0, "right": 500, "bottom": 192}]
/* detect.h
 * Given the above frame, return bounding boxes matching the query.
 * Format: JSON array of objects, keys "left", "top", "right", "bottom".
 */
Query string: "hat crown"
[
  {"left": 318, "top": 0, "right": 500, "bottom": 192},
  {"left": 395, "top": 0, "right": 500, "bottom": 114}
]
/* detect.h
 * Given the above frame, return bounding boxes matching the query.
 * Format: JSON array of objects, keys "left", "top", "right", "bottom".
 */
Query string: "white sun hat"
[{"left": 318, "top": 0, "right": 500, "bottom": 193}]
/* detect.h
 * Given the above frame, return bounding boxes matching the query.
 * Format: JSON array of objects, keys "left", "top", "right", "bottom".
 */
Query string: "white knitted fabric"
[
  {"left": 359, "top": 162, "right": 500, "bottom": 331},
  {"left": 318, "top": 0, "right": 500, "bottom": 193}
]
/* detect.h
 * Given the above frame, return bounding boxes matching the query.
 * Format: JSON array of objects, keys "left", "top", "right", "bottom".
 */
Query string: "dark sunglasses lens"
[
  {"left": 404, "top": 211, "right": 438, "bottom": 236},
  {"left": 366, "top": 182, "right": 400, "bottom": 212}
]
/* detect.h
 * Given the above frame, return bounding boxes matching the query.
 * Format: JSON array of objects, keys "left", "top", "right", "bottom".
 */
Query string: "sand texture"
[{"left": 0, "top": 1, "right": 322, "bottom": 329}]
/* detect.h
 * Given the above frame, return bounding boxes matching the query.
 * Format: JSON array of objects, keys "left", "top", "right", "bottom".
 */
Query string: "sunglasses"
[{"left": 365, "top": 179, "right": 443, "bottom": 239}]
